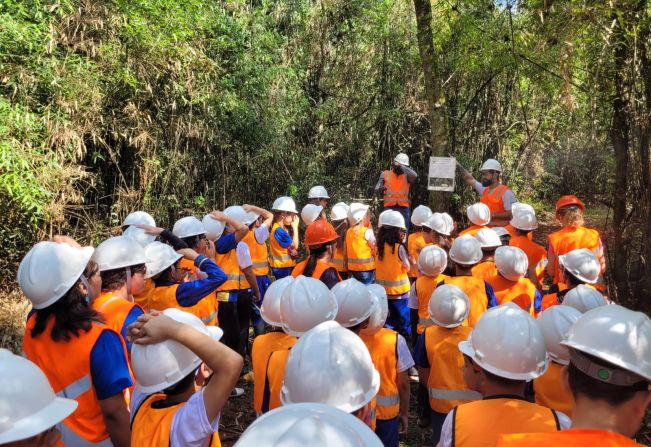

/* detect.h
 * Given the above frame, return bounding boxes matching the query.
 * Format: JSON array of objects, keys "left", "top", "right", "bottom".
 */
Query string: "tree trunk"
[{"left": 413, "top": 0, "right": 449, "bottom": 210}]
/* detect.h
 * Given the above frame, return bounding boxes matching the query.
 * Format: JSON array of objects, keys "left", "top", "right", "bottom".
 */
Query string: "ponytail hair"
[
  {"left": 303, "top": 243, "right": 330, "bottom": 277},
  {"left": 377, "top": 226, "right": 406, "bottom": 261}
]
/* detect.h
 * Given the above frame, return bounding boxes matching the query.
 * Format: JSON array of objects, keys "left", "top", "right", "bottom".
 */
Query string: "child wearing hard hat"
[
  {"left": 508, "top": 204, "right": 547, "bottom": 289},
  {"left": 0, "top": 349, "right": 78, "bottom": 447},
  {"left": 291, "top": 219, "right": 341, "bottom": 288},
  {"left": 173, "top": 215, "right": 219, "bottom": 279},
  {"left": 422, "top": 212, "right": 456, "bottom": 253},
  {"left": 376, "top": 209, "right": 412, "bottom": 339},
  {"left": 459, "top": 203, "right": 491, "bottom": 236},
  {"left": 251, "top": 277, "right": 298, "bottom": 416},
  {"left": 260, "top": 276, "right": 338, "bottom": 413},
  {"left": 407, "top": 205, "right": 432, "bottom": 282},
  {"left": 414, "top": 284, "right": 482, "bottom": 445},
  {"left": 486, "top": 246, "right": 542, "bottom": 314},
  {"left": 329, "top": 202, "right": 350, "bottom": 279},
  {"left": 498, "top": 304, "right": 651, "bottom": 447},
  {"left": 301, "top": 203, "right": 325, "bottom": 226},
  {"left": 128, "top": 309, "right": 243, "bottom": 447},
  {"left": 470, "top": 228, "right": 501, "bottom": 280},
  {"left": 19, "top": 239, "right": 134, "bottom": 447},
  {"left": 307, "top": 185, "right": 330, "bottom": 208},
  {"left": 532, "top": 305, "right": 582, "bottom": 417},
  {"left": 333, "top": 280, "right": 414, "bottom": 447},
  {"left": 547, "top": 195, "right": 605, "bottom": 289},
  {"left": 540, "top": 248, "right": 602, "bottom": 313},
  {"left": 437, "top": 303, "right": 571, "bottom": 447},
  {"left": 345, "top": 202, "right": 377, "bottom": 285},
  {"left": 269, "top": 196, "right": 300, "bottom": 280},
  {"left": 440, "top": 235, "right": 498, "bottom": 326}
]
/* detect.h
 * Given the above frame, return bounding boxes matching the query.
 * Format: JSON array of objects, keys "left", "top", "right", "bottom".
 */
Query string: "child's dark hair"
[
  {"left": 303, "top": 243, "right": 331, "bottom": 277},
  {"left": 377, "top": 226, "right": 406, "bottom": 261},
  {"left": 100, "top": 263, "right": 146, "bottom": 291},
  {"left": 332, "top": 219, "right": 348, "bottom": 251}
]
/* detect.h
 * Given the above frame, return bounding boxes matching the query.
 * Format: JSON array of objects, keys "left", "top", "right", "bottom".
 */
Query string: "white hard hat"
[
  {"left": 330, "top": 202, "right": 350, "bottom": 221},
  {"left": 474, "top": 228, "right": 502, "bottom": 249},
  {"left": 308, "top": 185, "right": 330, "bottom": 199},
  {"left": 272, "top": 196, "right": 298, "bottom": 214},
  {"left": 428, "top": 284, "right": 470, "bottom": 328},
  {"left": 411, "top": 205, "right": 432, "bottom": 226},
  {"left": 123, "top": 211, "right": 155, "bottom": 227},
  {"left": 361, "top": 285, "right": 389, "bottom": 336},
  {"left": 418, "top": 245, "right": 448, "bottom": 277},
  {"left": 123, "top": 225, "right": 156, "bottom": 248},
  {"left": 495, "top": 246, "right": 529, "bottom": 281},
  {"left": 480, "top": 158, "right": 502, "bottom": 172},
  {"left": 235, "top": 403, "right": 383, "bottom": 447},
  {"left": 0, "top": 349, "right": 78, "bottom": 444},
  {"left": 144, "top": 242, "right": 182, "bottom": 279},
  {"left": 536, "top": 305, "right": 582, "bottom": 365},
  {"left": 172, "top": 216, "right": 205, "bottom": 239},
  {"left": 243, "top": 211, "right": 260, "bottom": 226},
  {"left": 131, "top": 308, "right": 223, "bottom": 393},
  {"left": 492, "top": 227, "right": 511, "bottom": 238},
  {"left": 224, "top": 206, "right": 250, "bottom": 225},
  {"left": 466, "top": 203, "right": 491, "bottom": 226},
  {"left": 563, "top": 285, "right": 608, "bottom": 313},
  {"left": 378, "top": 209, "right": 406, "bottom": 229},
  {"left": 558, "top": 248, "right": 600, "bottom": 284},
  {"left": 510, "top": 203, "right": 538, "bottom": 231},
  {"left": 18, "top": 241, "right": 94, "bottom": 309},
  {"left": 394, "top": 153, "right": 410, "bottom": 166},
  {"left": 260, "top": 276, "right": 295, "bottom": 327},
  {"left": 301, "top": 204, "right": 324, "bottom": 226},
  {"left": 92, "top": 236, "right": 146, "bottom": 272},
  {"left": 449, "top": 235, "right": 483, "bottom": 266},
  {"left": 279, "top": 275, "right": 338, "bottom": 337},
  {"left": 347, "top": 203, "right": 370, "bottom": 225},
  {"left": 280, "top": 321, "right": 380, "bottom": 412},
  {"left": 562, "top": 304, "right": 651, "bottom": 383},
  {"left": 202, "top": 214, "right": 226, "bottom": 241},
  {"left": 458, "top": 302, "right": 548, "bottom": 380},
  {"left": 331, "top": 278, "right": 375, "bottom": 327},
  {"left": 423, "top": 212, "right": 454, "bottom": 236}
]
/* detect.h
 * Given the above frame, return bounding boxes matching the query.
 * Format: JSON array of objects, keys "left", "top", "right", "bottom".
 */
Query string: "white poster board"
[{"left": 428, "top": 156, "right": 456, "bottom": 191}]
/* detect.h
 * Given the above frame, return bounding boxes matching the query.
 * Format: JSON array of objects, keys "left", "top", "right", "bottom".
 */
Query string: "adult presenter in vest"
[
  {"left": 373, "top": 153, "right": 418, "bottom": 232},
  {"left": 458, "top": 159, "right": 517, "bottom": 227}
]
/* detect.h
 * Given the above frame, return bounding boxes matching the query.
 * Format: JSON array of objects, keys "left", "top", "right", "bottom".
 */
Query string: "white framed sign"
[{"left": 428, "top": 156, "right": 456, "bottom": 192}]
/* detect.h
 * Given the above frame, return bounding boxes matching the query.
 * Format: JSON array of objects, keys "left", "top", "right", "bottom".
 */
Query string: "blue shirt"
[
  {"left": 216, "top": 233, "right": 238, "bottom": 254},
  {"left": 413, "top": 332, "right": 429, "bottom": 368},
  {"left": 90, "top": 330, "right": 134, "bottom": 400},
  {"left": 154, "top": 255, "right": 227, "bottom": 307},
  {"left": 533, "top": 289, "right": 543, "bottom": 314},
  {"left": 273, "top": 226, "right": 293, "bottom": 248},
  {"left": 121, "top": 305, "right": 144, "bottom": 353}
]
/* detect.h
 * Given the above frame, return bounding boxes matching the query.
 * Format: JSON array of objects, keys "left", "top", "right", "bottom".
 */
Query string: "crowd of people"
[{"left": 2, "top": 154, "right": 649, "bottom": 447}]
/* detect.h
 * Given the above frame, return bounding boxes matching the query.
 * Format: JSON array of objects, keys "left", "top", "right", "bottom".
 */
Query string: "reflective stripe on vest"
[
  {"left": 330, "top": 258, "right": 344, "bottom": 266},
  {"left": 345, "top": 226, "right": 376, "bottom": 271},
  {"left": 376, "top": 394, "right": 400, "bottom": 407},
  {"left": 61, "top": 425, "right": 114, "bottom": 447},
  {"left": 428, "top": 388, "right": 481, "bottom": 401},
  {"left": 377, "top": 277, "right": 410, "bottom": 288},
  {"left": 270, "top": 254, "right": 292, "bottom": 261},
  {"left": 226, "top": 273, "right": 248, "bottom": 282},
  {"left": 252, "top": 261, "right": 269, "bottom": 269},
  {"left": 201, "top": 309, "right": 220, "bottom": 325},
  {"left": 57, "top": 374, "right": 92, "bottom": 400},
  {"left": 348, "top": 256, "right": 375, "bottom": 264},
  {"left": 383, "top": 170, "right": 410, "bottom": 206},
  {"left": 418, "top": 318, "right": 434, "bottom": 327}
]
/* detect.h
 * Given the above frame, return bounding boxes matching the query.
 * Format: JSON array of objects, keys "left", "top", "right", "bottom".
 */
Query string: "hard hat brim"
[{"left": 0, "top": 397, "right": 77, "bottom": 444}]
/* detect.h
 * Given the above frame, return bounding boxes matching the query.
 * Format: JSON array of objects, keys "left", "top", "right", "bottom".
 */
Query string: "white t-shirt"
[
  {"left": 396, "top": 334, "right": 415, "bottom": 372},
  {"left": 254, "top": 224, "right": 270, "bottom": 244},
  {"left": 365, "top": 228, "right": 376, "bottom": 245},
  {"left": 473, "top": 181, "right": 517, "bottom": 211},
  {"left": 408, "top": 282, "right": 419, "bottom": 310},
  {"left": 236, "top": 241, "right": 253, "bottom": 269},
  {"left": 398, "top": 245, "right": 410, "bottom": 270},
  {"left": 130, "top": 389, "right": 220, "bottom": 447}
]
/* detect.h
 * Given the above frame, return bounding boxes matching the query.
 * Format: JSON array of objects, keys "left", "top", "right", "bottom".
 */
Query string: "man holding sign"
[
  {"left": 458, "top": 159, "right": 517, "bottom": 226},
  {"left": 373, "top": 153, "right": 418, "bottom": 228}
]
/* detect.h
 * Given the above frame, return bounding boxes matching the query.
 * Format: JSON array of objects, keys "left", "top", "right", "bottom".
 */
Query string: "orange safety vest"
[
  {"left": 178, "top": 257, "right": 198, "bottom": 278},
  {"left": 131, "top": 393, "right": 221, "bottom": 447},
  {"left": 510, "top": 235, "right": 547, "bottom": 285},
  {"left": 376, "top": 243, "right": 410, "bottom": 296},
  {"left": 291, "top": 259, "right": 341, "bottom": 282},
  {"left": 383, "top": 170, "right": 410, "bottom": 207},
  {"left": 360, "top": 328, "right": 401, "bottom": 420},
  {"left": 252, "top": 332, "right": 297, "bottom": 414},
  {"left": 548, "top": 226, "right": 603, "bottom": 284},
  {"left": 23, "top": 314, "right": 124, "bottom": 446},
  {"left": 148, "top": 284, "right": 219, "bottom": 326},
  {"left": 329, "top": 243, "right": 347, "bottom": 273},
  {"left": 263, "top": 348, "right": 291, "bottom": 413},
  {"left": 497, "top": 429, "right": 644, "bottom": 447},
  {"left": 415, "top": 274, "right": 449, "bottom": 334},
  {"left": 443, "top": 276, "right": 491, "bottom": 327},
  {"left": 407, "top": 231, "right": 428, "bottom": 278},
  {"left": 504, "top": 224, "right": 533, "bottom": 240},
  {"left": 269, "top": 223, "right": 296, "bottom": 269},
  {"left": 471, "top": 261, "right": 498, "bottom": 281},
  {"left": 92, "top": 291, "right": 142, "bottom": 342},
  {"left": 540, "top": 286, "right": 571, "bottom": 314},
  {"left": 480, "top": 184, "right": 510, "bottom": 219},
  {"left": 215, "top": 248, "right": 250, "bottom": 292},
  {"left": 243, "top": 229, "right": 269, "bottom": 276},
  {"left": 133, "top": 278, "right": 155, "bottom": 312},
  {"left": 423, "top": 325, "right": 480, "bottom": 413},
  {"left": 453, "top": 397, "right": 560, "bottom": 447},
  {"left": 345, "top": 225, "right": 376, "bottom": 271},
  {"left": 533, "top": 361, "right": 573, "bottom": 417},
  {"left": 486, "top": 274, "right": 537, "bottom": 313},
  {"left": 458, "top": 225, "right": 484, "bottom": 237}
]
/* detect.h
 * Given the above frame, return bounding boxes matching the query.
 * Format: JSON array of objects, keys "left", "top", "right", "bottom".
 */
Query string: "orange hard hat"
[
  {"left": 304, "top": 219, "right": 339, "bottom": 246},
  {"left": 555, "top": 195, "right": 585, "bottom": 215}
]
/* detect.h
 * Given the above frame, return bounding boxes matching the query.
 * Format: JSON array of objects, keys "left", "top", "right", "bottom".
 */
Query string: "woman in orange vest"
[
  {"left": 346, "top": 202, "right": 377, "bottom": 284},
  {"left": 486, "top": 246, "right": 542, "bottom": 314},
  {"left": 329, "top": 202, "right": 350, "bottom": 279},
  {"left": 373, "top": 153, "right": 418, "bottom": 233},
  {"left": 547, "top": 195, "right": 605, "bottom": 288},
  {"left": 269, "top": 196, "right": 300, "bottom": 279},
  {"left": 19, "top": 239, "right": 133, "bottom": 447},
  {"left": 376, "top": 210, "right": 412, "bottom": 339},
  {"left": 407, "top": 205, "right": 432, "bottom": 282},
  {"left": 291, "top": 219, "right": 341, "bottom": 288},
  {"left": 129, "top": 309, "right": 243, "bottom": 447}
]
